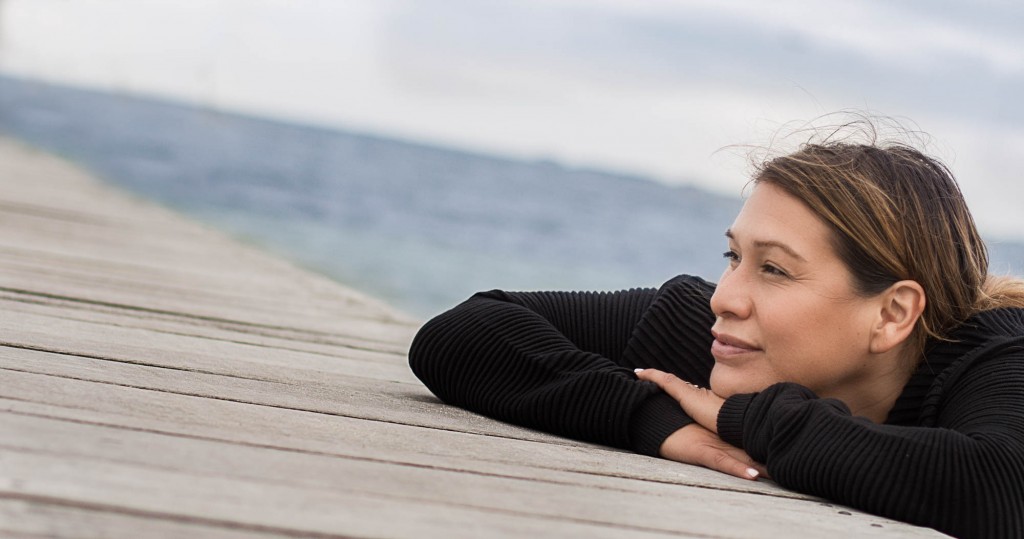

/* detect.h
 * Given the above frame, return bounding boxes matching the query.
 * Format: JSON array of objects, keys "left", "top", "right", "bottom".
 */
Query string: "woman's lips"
[{"left": 711, "top": 331, "right": 761, "bottom": 359}]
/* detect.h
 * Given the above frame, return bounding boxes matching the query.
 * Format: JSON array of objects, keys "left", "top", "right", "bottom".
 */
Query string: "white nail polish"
[
  {"left": 746, "top": 468, "right": 759, "bottom": 479},
  {"left": 634, "top": 368, "right": 644, "bottom": 374}
]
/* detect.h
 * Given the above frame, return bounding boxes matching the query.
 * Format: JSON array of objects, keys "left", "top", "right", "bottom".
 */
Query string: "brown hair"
[{"left": 752, "top": 120, "right": 1024, "bottom": 355}]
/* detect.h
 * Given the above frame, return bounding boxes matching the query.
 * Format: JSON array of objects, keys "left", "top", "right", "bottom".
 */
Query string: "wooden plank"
[
  {"left": 1, "top": 342, "right": 667, "bottom": 455},
  {"left": 1, "top": 412, "right": 935, "bottom": 538},
  {"left": 0, "top": 266, "right": 413, "bottom": 337},
  {"left": 1, "top": 291, "right": 412, "bottom": 357},
  {"left": 0, "top": 238, "right": 409, "bottom": 322},
  {"left": 0, "top": 310, "right": 414, "bottom": 383},
  {"left": 3, "top": 288, "right": 411, "bottom": 360},
  {"left": 0, "top": 289, "right": 416, "bottom": 354},
  {"left": 0, "top": 362, "right": 935, "bottom": 539},
  {"left": 0, "top": 367, "right": 786, "bottom": 495},
  {"left": 0, "top": 212, "right": 312, "bottom": 293},
  {"left": 0, "top": 317, "right": 937, "bottom": 536},
  {"left": 0, "top": 498, "right": 292, "bottom": 539},
  {"left": 0, "top": 246, "right": 365, "bottom": 317},
  {"left": 0, "top": 450, "right": 689, "bottom": 539},
  {"left": 0, "top": 196, "right": 416, "bottom": 330}
]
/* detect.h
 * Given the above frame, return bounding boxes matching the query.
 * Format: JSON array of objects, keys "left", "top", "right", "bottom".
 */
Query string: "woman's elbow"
[
  {"left": 407, "top": 297, "right": 489, "bottom": 402},
  {"left": 408, "top": 313, "right": 453, "bottom": 398}
]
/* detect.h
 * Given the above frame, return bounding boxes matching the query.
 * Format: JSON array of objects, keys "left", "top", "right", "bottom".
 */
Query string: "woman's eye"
[
  {"left": 722, "top": 250, "right": 740, "bottom": 264},
  {"left": 761, "top": 264, "right": 788, "bottom": 278}
]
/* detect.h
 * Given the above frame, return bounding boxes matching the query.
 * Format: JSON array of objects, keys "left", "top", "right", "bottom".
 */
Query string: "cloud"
[{"left": 1, "top": 0, "right": 1021, "bottom": 237}]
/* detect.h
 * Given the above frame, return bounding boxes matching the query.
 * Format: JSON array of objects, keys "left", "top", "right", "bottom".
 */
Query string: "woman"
[{"left": 408, "top": 124, "right": 1024, "bottom": 538}]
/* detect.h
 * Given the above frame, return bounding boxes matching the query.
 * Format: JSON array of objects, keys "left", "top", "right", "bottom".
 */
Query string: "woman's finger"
[
  {"left": 660, "top": 425, "right": 761, "bottom": 481},
  {"left": 634, "top": 367, "right": 723, "bottom": 432},
  {"left": 633, "top": 367, "right": 697, "bottom": 403},
  {"left": 700, "top": 448, "right": 762, "bottom": 482},
  {"left": 722, "top": 444, "right": 771, "bottom": 480}
]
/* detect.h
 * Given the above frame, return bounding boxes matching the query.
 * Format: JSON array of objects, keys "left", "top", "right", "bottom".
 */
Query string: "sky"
[{"left": 1, "top": 0, "right": 1022, "bottom": 238}]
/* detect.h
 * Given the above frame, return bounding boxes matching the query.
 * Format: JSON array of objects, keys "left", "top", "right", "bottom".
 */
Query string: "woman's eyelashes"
[
  {"left": 760, "top": 263, "right": 789, "bottom": 278},
  {"left": 722, "top": 250, "right": 790, "bottom": 279}
]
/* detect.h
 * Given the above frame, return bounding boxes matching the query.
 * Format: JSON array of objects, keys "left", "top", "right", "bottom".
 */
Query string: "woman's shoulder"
[
  {"left": 637, "top": 274, "right": 717, "bottom": 330},
  {"left": 938, "top": 308, "right": 1024, "bottom": 365},
  {"left": 960, "top": 307, "right": 1024, "bottom": 340},
  {"left": 658, "top": 274, "right": 717, "bottom": 299},
  {"left": 892, "top": 308, "right": 1024, "bottom": 426},
  {"left": 928, "top": 307, "right": 1024, "bottom": 361},
  {"left": 914, "top": 308, "right": 1024, "bottom": 421}
]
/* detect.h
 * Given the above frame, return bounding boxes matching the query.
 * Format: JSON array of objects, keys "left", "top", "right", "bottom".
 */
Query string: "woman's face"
[{"left": 709, "top": 182, "right": 882, "bottom": 399}]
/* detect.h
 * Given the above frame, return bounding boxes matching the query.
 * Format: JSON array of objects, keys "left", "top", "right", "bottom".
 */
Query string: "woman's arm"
[
  {"left": 716, "top": 352, "right": 1024, "bottom": 538},
  {"left": 408, "top": 275, "right": 717, "bottom": 456}
]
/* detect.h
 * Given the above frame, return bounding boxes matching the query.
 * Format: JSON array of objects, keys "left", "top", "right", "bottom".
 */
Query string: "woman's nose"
[{"left": 710, "top": 267, "right": 752, "bottom": 319}]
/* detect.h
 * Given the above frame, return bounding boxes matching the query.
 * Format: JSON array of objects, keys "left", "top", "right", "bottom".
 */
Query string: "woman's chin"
[{"left": 709, "top": 366, "right": 770, "bottom": 397}]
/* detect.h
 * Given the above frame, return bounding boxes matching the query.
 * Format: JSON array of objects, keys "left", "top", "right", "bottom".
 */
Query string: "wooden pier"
[{"left": 0, "top": 137, "right": 943, "bottom": 537}]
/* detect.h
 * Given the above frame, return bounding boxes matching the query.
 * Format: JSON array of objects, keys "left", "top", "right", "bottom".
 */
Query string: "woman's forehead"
[{"left": 730, "top": 183, "right": 833, "bottom": 259}]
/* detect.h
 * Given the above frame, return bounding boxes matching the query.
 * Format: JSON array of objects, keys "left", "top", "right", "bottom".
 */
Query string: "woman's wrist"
[
  {"left": 717, "top": 393, "right": 755, "bottom": 449},
  {"left": 629, "top": 392, "right": 694, "bottom": 457}
]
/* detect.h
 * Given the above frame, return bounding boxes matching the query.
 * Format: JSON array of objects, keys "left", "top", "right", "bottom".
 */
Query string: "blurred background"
[{"left": 0, "top": 0, "right": 1021, "bottom": 318}]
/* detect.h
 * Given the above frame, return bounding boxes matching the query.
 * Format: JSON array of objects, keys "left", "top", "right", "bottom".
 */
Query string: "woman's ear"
[{"left": 869, "top": 280, "right": 926, "bottom": 354}]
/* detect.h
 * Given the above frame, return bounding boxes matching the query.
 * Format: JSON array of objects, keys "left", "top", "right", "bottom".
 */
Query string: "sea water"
[{"left": 1, "top": 74, "right": 1021, "bottom": 318}]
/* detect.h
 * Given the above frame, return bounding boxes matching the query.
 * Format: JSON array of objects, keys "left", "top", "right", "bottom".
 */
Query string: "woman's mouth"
[{"left": 710, "top": 331, "right": 761, "bottom": 359}]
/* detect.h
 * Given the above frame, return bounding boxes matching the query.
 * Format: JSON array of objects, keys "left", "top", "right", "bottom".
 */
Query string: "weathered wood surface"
[{"left": 0, "top": 137, "right": 944, "bottom": 538}]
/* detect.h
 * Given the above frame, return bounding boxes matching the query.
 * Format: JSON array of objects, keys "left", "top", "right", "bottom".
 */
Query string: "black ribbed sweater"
[{"left": 409, "top": 275, "right": 1024, "bottom": 538}]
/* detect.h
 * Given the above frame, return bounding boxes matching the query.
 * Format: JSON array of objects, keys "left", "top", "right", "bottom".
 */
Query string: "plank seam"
[
  {"left": 1, "top": 406, "right": 798, "bottom": 502},
  {"left": 0, "top": 492, "right": 360, "bottom": 539},
  {"left": 0, "top": 370, "right": 582, "bottom": 447},
  {"left": 0, "top": 476, "right": 723, "bottom": 538},
  {"left": 0, "top": 285, "right": 411, "bottom": 336},
  {"left": 0, "top": 307, "right": 407, "bottom": 359},
  {"left": 1, "top": 295, "right": 411, "bottom": 355},
  {"left": 2, "top": 369, "right": 799, "bottom": 503},
  {"left": 0, "top": 343, "right": 283, "bottom": 383}
]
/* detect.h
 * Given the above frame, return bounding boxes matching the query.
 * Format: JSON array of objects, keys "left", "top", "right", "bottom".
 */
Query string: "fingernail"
[
  {"left": 746, "top": 468, "right": 759, "bottom": 479},
  {"left": 634, "top": 368, "right": 644, "bottom": 374}
]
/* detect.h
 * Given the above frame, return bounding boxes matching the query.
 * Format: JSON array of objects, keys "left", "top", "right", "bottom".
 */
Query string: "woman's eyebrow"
[{"left": 725, "top": 229, "right": 807, "bottom": 262}]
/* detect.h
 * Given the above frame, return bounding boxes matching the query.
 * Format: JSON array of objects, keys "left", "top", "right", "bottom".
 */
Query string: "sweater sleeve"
[
  {"left": 717, "top": 348, "right": 1024, "bottom": 538},
  {"left": 408, "top": 275, "right": 717, "bottom": 456}
]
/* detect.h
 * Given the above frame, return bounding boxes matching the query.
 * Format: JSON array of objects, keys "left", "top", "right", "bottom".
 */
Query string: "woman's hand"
[
  {"left": 636, "top": 367, "right": 767, "bottom": 480},
  {"left": 635, "top": 367, "right": 724, "bottom": 433},
  {"left": 659, "top": 423, "right": 764, "bottom": 481}
]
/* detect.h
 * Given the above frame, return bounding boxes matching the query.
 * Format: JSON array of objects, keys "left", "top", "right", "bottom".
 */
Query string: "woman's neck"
[{"left": 828, "top": 348, "right": 918, "bottom": 423}]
